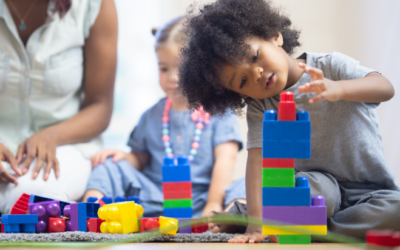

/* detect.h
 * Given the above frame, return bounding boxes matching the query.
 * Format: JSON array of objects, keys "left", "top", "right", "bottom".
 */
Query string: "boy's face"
[{"left": 220, "top": 35, "right": 289, "bottom": 99}]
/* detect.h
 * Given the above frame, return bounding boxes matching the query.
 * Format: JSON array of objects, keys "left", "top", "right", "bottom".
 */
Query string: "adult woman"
[{"left": 0, "top": 0, "right": 117, "bottom": 213}]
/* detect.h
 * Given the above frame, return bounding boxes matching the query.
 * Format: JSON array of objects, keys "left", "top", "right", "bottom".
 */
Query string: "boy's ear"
[{"left": 275, "top": 32, "right": 283, "bottom": 47}]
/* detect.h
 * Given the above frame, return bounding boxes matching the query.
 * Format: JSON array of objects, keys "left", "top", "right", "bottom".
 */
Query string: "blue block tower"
[{"left": 262, "top": 91, "right": 327, "bottom": 244}]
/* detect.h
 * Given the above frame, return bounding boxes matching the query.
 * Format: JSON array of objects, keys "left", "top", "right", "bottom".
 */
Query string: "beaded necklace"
[{"left": 161, "top": 98, "right": 210, "bottom": 161}]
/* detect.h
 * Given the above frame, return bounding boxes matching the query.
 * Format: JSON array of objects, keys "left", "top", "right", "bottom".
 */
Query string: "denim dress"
[{"left": 86, "top": 98, "right": 246, "bottom": 217}]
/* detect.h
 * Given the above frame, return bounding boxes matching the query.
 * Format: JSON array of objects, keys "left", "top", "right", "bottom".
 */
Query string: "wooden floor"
[{"left": 0, "top": 243, "right": 365, "bottom": 250}]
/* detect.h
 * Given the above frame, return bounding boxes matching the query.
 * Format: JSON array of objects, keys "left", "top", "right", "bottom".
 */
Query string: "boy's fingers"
[
  {"left": 298, "top": 80, "right": 326, "bottom": 94},
  {"left": 113, "top": 153, "right": 124, "bottom": 162},
  {"left": 299, "top": 62, "right": 323, "bottom": 80},
  {"left": 309, "top": 91, "right": 328, "bottom": 104}
]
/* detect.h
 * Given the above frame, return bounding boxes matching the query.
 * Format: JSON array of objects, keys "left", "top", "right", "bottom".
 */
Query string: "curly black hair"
[{"left": 179, "top": 0, "right": 301, "bottom": 115}]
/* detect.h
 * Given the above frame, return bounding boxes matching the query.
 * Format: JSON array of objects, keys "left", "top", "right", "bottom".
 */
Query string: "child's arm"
[
  {"left": 91, "top": 149, "right": 150, "bottom": 171},
  {"left": 298, "top": 63, "right": 394, "bottom": 104},
  {"left": 202, "top": 141, "right": 239, "bottom": 217}
]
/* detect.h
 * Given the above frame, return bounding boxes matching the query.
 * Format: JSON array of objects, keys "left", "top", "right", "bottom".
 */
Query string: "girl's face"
[
  {"left": 220, "top": 34, "right": 291, "bottom": 99},
  {"left": 156, "top": 43, "right": 184, "bottom": 102}
]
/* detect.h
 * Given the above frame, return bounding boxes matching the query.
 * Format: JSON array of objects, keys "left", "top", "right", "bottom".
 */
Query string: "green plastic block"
[
  {"left": 279, "top": 235, "right": 311, "bottom": 244},
  {"left": 262, "top": 177, "right": 294, "bottom": 187},
  {"left": 163, "top": 199, "right": 193, "bottom": 208},
  {"left": 262, "top": 168, "right": 294, "bottom": 178}
]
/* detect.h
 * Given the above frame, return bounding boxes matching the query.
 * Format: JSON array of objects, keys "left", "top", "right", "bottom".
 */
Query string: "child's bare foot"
[
  {"left": 228, "top": 226, "right": 278, "bottom": 243},
  {"left": 208, "top": 211, "right": 239, "bottom": 234}
]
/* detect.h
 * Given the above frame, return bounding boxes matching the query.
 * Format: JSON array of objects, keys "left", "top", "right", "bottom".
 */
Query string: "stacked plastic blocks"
[
  {"left": 162, "top": 155, "right": 193, "bottom": 219},
  {"left": 262, "top": 91, "right": 327, "bottom": 244}
]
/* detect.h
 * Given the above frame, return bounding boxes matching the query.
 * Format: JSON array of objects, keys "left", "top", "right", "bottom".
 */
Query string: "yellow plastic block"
[
  {"left": 262, "top": 225, "right": 327, "bottom": 235},
  {"left": 159, "top": 216, "right": 178, "bottom": 235},
  {"left": 98, "top": 201, "right": 144, "bottom": 234}
]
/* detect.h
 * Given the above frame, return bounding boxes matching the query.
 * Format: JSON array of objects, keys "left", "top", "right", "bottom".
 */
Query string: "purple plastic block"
[
  {"left": 28, "top": 200, "right": 61, "bottom": 233},
  {"left": 312, "top": 195, "right": 325, "bottom": 206},
  {"left": 64, "top": 205, "right": 71, "bottom": 217},
  {"left": 178, "top": 218, "right": 192, "bottom": 233},
  {"left": 65, "top": 219, "right": 72, "bottom": 231},
  {"left": 70, "top": 204, "right": 80, "bottom": 231},
  {"left": 262, "top": 206, "right": 327, "bottom": 225}
]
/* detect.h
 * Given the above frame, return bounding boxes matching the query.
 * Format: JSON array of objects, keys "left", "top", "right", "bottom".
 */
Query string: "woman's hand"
[
  {"left": 91, "top": 149, "right": 127, "bottom": 168},
  {"left": 298, "top": 62, "right": 343, "bottom": 104},
  {"left": 16, "top": 128, "right": 60, "bottom": 181},
  {"left": 0, "top": 143, "right": 21, "bottom": 185}
]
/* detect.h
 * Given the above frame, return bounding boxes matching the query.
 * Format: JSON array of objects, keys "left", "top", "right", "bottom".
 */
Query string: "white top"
[{"left": 0, "top": 0, "right": 102, "bottom": 158}]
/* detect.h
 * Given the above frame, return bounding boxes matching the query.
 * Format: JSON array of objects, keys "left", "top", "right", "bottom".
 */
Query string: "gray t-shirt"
[{"left": 247, "top": 51, "right": 398, "bottom": 190}]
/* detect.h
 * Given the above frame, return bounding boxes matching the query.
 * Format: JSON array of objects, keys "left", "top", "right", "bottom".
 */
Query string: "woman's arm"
[
  {"left": 202, "top": 141, "right": 239, "bottom": 217},
  {"left": 17, "top": 0, "right": 118, "bottom": 180}
]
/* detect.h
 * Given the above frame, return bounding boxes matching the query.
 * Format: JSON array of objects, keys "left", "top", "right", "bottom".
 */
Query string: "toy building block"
[
  {"left": 11, "top": 193, "right": 30, "bottom": 214},
  {"left": 65, "top": 219, "right": 72, "bottom": 232},
  {"left": 1, "top": 214, "right": 38, "bottom": 233},
  {"left": 163, "top": 207, "right": 193, "bottom": 218},
  {"left": 366, "top": 230, "right": 400, "bottom": 248},
  {"left": 49, "top": 217, "right": 65, "bottom": 233},
  {"left": 262, "top": 177, "right": 310, "bottom": 206},
  {"left": 87, "top": 197, "right": 98, "bottom": 203},
  {"left": 163, "top": 199, "right": 193, "bottom": 208},
  {"left": 263, "top": 111, "right": 310, "bottom": 141},
  {"left": 139, "top": 218, "right": 159, "bottom": 233},
  {"left": 162, "top": 156, "right": 191, "bottom": 182},
  {"left": 101, "top": 196, "right": 113, "bottom": 205},
  {"left": 192, "top": 219, "right": 208, "bottom": 233},
  {"left": 262, "top": 196, "right": 326, "bottom": 225},
  {"left": 163, "top": 190, "right": 192, "bottom": 200},
  {"left": 128, "top": 196, "right": 140, "bottom": 204},
  {"left": 278, "top": 92, "right": 296, "bottom": 121},
  {"left": 115, "top": 196, "right": 127, "bottom": 203},
  {"left": 29, "top": 195, "right": 70, "bottom": 217},
  {"left": 262, "top": 178, "right": 294, "bottom": 187},
  {"left": 263, "top": 168, "right": 294, "bottom": 178},
  {"left": 262, "top": 225, "right": 327, "bottom": 235},
  {"left": 28, "top": 200, "right": 61, "bottom": 233},
  {"left": 263, "top": 158, "right": 294, "bottom": 168},
  {"left": 279, "top": 235, "right": 311, "bottom": 244},
  {"left": 98, "top": 201, "right": 143, "bottom": 234},
  {"left": 177, "top": 218, "right": 191, "bottom": 233},
  {"left": 163, "top": 181, "right": 192, "bottom": 191},
  {"left": 262, "top": 139, "right": 311, "bottom": 159},
  {"left": 159, "top": 216, "right": 178, "bottom": 235},
  {"left": 87, "top": 218, "right": 103, "bottom": 233},
  {"left": 1, "top": 224, "right": 3, "bottom": 233},
  {"left": 66, "top": 202, "right": 99, "bottom": 232}
]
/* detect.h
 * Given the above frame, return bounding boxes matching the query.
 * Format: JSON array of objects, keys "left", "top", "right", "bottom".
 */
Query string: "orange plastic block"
[
  {"left": 98, "top": 201, "right": 143, "bottom": 234},
  {"left": 139, "top": 218, "right": 160, "bottom": 233},
  {"left": 159, "top": 216, "right": 178, "bottom": 235},
  {"left": 262, "top": 158, "right": 295, "bottom": 168}
]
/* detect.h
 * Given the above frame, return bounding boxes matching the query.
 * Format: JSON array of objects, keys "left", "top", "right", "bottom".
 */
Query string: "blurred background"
[{"left": 105, "top": 0, "right": 400, "bottom": 185}]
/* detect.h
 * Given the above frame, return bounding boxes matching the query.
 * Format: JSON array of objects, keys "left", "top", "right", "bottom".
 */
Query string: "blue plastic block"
[
  {"left": 163, "top": 208, "right": 193, "bottom": 218},
  {"left": 128, "top": 196, "right": 140, "bottom": 204},
  {"left": 263, "top": 121, "right": 310, "bottom": 140},
  {"left": 4, "top": 224, "right": 20, "bottom": 233},
  {"left": 87, "top": 197, "right": 98, "bottom": 203},
  {"left": 262, "top": 140, "right": 311, "bottom": 159},
  {"left": 21, "top": 224, "right": 36, "bottom": 233},
  {"left": 101, "top": 196, "right": 113, "bottom": 204},
  {"left": 114, "top": 196, "right": 127, "bottom": 203},
  {"left": 162, "top": 166, "right": 191, "bottom": 182},
  {"left": 71, "top": 203, "right": 87, "bottom": 232},
  {"left": 29, "top": 195, "right": 70, "bottom": 216},
  {"left": 1, "top": 214, "right": 38, "bottom": 224},
  {"left": 262, "top": 187, "right": 310, "bottom": 206},
  {"left": 84, "top": 203, "right": 100, "bottom": 218}
]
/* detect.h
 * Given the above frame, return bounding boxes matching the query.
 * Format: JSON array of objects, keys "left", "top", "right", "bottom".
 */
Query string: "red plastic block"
[
  {"left": 263, "top": 158, "right": 295, "bottom": 168},
  {"left": 163, "top": 182, "right": 192, "bottom": 191},
  {"left": 87, "top": 218, "right": 103, "bottom": 233},
  {"left": 1, "top": 224, "right": 4, "bottom": 233},
  {"left": 278, "top": 92, "right": 296, "bottom": 121},
  {"left": 95, "top": 199, "right": 105, "bottom": 207},
  {"left": 366, "top": 230, "right": 400, "bottom": 248},
  {"left": 139, "top": 218, "right": 160, "bottom": 233},
  {"left": 10, "top": 193, "right": 30, "bottom": 214},
  {"left": 192, "top": 219, "right": 208, "bottom": 233},
  {"left": 163, "top": 190, "right": 192, "bottom": 199},
  {"left": 49, "top": 217, "right": 65, "bottom": 233}
]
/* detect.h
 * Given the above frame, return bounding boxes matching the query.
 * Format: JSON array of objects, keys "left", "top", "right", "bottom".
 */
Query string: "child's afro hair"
[{"left": 179, "top": 0, "right": 300, "bottom": 115}]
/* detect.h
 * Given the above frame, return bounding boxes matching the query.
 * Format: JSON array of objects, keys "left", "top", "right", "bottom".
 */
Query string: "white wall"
[{"left": 108, "top": 0, "right": 400, "bottom": 184}]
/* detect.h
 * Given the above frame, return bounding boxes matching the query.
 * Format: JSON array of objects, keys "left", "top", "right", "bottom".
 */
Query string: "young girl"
[
  {"left": 83, "top": 17, "right": 245, "bottom": 218},
  {"left": 179, "top": 0, "right": 400, "bottom": 243}
]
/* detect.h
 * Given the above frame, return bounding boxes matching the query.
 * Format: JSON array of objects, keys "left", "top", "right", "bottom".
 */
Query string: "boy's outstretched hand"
[
  {"left": 91, "top": 149, "right": 127, "bottom": 168},
  {"left": 298, "top": 62, "right": 343, "bottom": 104}
]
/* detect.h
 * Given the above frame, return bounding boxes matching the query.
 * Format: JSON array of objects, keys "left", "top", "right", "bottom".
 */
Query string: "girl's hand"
[
  {"left": 16, "top": 129, "right": 60, "bottom": 181},
  {"left": 298, "top": 62, "right": 344, "bottom": 104},
  {"left": 202, "top": 202, "right": 223, "bottom": 217},
  {"left": 228, "top": 225, "right": 276, "bottom": 243},
  {"left": 0, "top": 142, "right": 21, "bottom": 185},
  {"left": 91, "top": 149, "right": 127, "bottom": 168}
]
